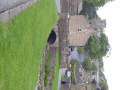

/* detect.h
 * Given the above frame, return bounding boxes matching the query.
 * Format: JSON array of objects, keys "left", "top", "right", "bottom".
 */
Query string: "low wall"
[{"left": 0, "top": 0, "right": 38, "bottom": 23}]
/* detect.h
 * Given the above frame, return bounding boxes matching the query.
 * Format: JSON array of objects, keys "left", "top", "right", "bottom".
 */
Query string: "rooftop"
[{"left": 68, "top": 15, "right": 97, "bottom": 46}]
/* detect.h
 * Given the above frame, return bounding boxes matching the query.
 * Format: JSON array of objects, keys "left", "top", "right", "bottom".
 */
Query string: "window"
[{"left": 78, "top": 28, "right": 82, "bottom": 32}]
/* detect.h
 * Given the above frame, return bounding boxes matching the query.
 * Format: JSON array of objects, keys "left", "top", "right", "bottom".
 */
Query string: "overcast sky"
[{"left": 97, "top": 0, "right": 120, "bottom": 90}]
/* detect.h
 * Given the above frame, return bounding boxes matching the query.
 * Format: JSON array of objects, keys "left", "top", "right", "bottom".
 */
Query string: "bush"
[
  {"left": 44, "top": 51, "right": 51, "bottom": 86},
  {"left": 44, "top": 77, "right": 48, "bottom": 86},
  {"left": 77, "top": 47, "right": 85, "bottom": 54},
  {"left": 99, "top": 81, "right": 108, "bottom": 90},
  {"left": 85, "top": 34, "right": 109, "bottom": 59},
  {"left": 91, "top": 63, "right": 97, "bottom": 72},
  {"left": 82, "top": 57, "right": 92, "bottom": 72}
]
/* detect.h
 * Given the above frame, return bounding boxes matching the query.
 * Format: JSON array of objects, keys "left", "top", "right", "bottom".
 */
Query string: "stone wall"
[{"left": 0, "top": 0, "right": 38, "bottom": 23}]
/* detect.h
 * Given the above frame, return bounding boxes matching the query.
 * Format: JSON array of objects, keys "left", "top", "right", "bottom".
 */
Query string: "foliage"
[
  {"left": 61, "top": 75, "right": 67, "bottom": 81},
  {"left": 69, "top": 46, "right": 75, "bottom": 49},
  {"left": 71, "top": 60, "right": 78, "bottom": 84},
  {"left": 44, "top": 51, "right": 51, "bottom": 86},
  {"left": 85, "top": 36, "right": 101, "bottom": 59},
  {"left": 81, "top": 0, "right": 114, "bottom": 19},
  {"left": 91, "top": 63, "right": 97, "bottom": 72},
  {"left": 82, "top": 57, "right": 98, "bottom": 72},
  {"left": 90, "top": 82, "right": 95, "bottom": 90},
  {"left": 85, "top": 34, "right": 109, "bottom": 59},
  {"left": 77, "top": 47, "right": 85, "bottom": 54},
  {"left": 82, "top": 57, "right": 92, "bottom": 72},
  {"left": 99, "top": 81, "right": 109, "bottom": 90},
  {"left": 0, "top": 0, "right": 58, "bottom": 89},
  {"left": 51, "top": 50, "right": 60, "bottom": 90},
  {"left": 100, "top": 33, "right": 109, "bottom": 57}
]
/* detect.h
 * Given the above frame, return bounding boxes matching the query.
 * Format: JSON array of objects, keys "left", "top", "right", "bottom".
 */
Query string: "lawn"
[
  {"left": 0, "top": 0, "right": 58, "bottom": 90},
  {"left": 71, "top": 60, "right": 78, "bottom": 84},
  {"left": 51, "top": 50, "right": 60, "bottom": 90}
]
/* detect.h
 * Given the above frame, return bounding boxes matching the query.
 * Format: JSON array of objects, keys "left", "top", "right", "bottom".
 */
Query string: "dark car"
[{"left": 61, "top": 81, "right": 66, "bottom": 84}]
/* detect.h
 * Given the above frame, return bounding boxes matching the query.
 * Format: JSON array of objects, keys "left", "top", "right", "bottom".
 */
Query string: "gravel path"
[{"left": 0, "top": 0, "right": 29, "bottom": 13}]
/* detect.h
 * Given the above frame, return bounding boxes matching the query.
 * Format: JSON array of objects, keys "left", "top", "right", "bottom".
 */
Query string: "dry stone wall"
[{"left": 0, "top": 0, "right": 38, "bottom": 23}]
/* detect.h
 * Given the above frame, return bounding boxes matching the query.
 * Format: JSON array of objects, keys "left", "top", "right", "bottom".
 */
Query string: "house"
[
  {"left": 68, "top": 15, "right": 97, "bottom": 47},
  {"left": 89, "top": 19, "right": 106, "bottom": 38},
  {"left": 89, "top": 19, "right": 106, "bottom": 30},
  {"left": 69, "top": 0, "right": 82, "bottom": 15}
]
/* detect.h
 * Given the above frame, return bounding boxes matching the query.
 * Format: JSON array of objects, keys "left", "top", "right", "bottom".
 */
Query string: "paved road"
[
  {"left": 0, "top": 0, "right": 29, "bottom": 13},
  {"left": 55, "top": 0, "right": 61, "bottom": 13}
]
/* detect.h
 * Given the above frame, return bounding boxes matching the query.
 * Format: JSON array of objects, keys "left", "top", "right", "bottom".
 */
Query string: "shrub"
[
  {"left": 77, "top": 47, "right": 85, "bottom": 54},
  {"left": 99, "top": 81, "right": 108, "bottom": 90},
  {"left": 82, "top": 57, "right": 92, "bottom": 72},
  {"left": 44, "top": 51, "right": 51, "bottom": 86}
]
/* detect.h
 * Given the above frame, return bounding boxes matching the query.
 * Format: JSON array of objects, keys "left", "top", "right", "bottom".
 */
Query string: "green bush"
[
  {"left": 82, "top": 57, "right": 92, "bottom": 72},
  {"left": 44, "top": 51, "right": 51, "bottom": 86},
  {"left": 91, "top": 63, "right": 97, "bottom": 72},
  {"left": 71, "top": 60, "right": 78, "bottom": 84},
  {"left": 85, "top": 35, "right": 109, "bottom": 60},
  {"left": 44, "top": 77, "right": 48, "bottom": 86},
  {"left": 77, "top": 47, "right": 85, "bottom": 54},
  {"left": 99, "top": 81, "right": 108, "bottom": 90}
]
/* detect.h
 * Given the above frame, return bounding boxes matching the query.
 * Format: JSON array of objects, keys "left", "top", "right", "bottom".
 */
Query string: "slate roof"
[{"left": 68, "top": 15, "right": 97, "bottom": 46}]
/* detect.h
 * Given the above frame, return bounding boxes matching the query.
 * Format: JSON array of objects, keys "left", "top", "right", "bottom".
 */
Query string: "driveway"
[
  {"left": 68, "top": 47, "right": 88, "bottom": 63},
  {"left": 0, "top": 0, "right": 28, "bottom": 13},
  {"left": 58, "top": 68, "right": 67, "bottom": 90}
]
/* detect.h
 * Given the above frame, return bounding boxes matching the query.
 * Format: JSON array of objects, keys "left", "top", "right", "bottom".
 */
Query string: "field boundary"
[{"left": 0, "top": 0, "right": 38, "bottom": 23}]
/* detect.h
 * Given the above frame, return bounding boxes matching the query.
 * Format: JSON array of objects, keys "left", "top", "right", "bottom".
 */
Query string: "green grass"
[
  {"left": 51, "top": 50, "right": 60, "bottom": 90},
  {"left": 61, "top": 75, "right": 67, "bottom": 81},
  {"left": 0, "top": 0, "right": 58, "bottom": 90},
  {"left": 71, "top": 60, "right": 78, "bottom": 84}
]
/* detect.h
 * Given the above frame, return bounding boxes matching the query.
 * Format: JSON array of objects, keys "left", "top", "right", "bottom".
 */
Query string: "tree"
[
  {"left": 80, "top": 0, "right": 114, "bottom": 19},
  {"left": 91, "top": 63, "right": 97, "bottom": 72},
  {"left": 82, "top": 57, "right": 92, "bottom": 72},
  {"left": 100, "top": 33, "right": 109, "bottom": 57},
  {"left": 85, "top": 34, "right": 109, "bottom": 59},
  {"left": 85, "top": 36, "right": 101, "bottom": 59}
]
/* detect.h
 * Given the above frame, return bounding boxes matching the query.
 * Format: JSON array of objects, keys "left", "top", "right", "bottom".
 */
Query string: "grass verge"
[
  {"left": 0, "top": 0, "right": 58, "bottom": 90},
  {"left": 51, "top": 50, "right": 60, "bottom": 90},
  {"left": 71, "top": 60, "right": 78, "bottom": 85},
  {"left": 44, "top": 51, "right": 51, "bottom": 86}
]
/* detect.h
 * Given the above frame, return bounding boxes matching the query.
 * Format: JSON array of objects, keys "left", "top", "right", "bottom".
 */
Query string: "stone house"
[
  {"left": 69, "top": 0, "right": 82, "bottom": 15},
  {"left": 68, "top": 15, "right": 97, "bottom": 47},
  {"left": 89, "top": 19, "right": 106, "bottom": 30}
]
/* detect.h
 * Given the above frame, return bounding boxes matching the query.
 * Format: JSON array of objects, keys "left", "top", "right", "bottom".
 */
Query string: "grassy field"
[
  {"left": 51, "top": 50, "right": 60, "bottom": 90},
  {"left": 0, "top": 0, "right": 58, "bottom": 90}
]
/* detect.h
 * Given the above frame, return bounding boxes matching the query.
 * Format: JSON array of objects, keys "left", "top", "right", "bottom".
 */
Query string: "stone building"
[
  {"left": 89, "top": 19, "right": 106, "bottom": 30},
  {"left": 69, "top": 0, "right": 82, "bottom": 15},
  {"left": 68, "top": 15, "right": 97, "bottom": 46}
]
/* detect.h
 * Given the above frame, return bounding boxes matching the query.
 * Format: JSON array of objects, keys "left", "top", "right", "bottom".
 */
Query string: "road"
[{"left": 0, "top": 0, "right": 29, "bottom": 13}]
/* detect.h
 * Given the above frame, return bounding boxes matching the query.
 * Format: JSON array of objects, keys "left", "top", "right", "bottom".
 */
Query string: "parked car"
[
  {"left": 65, "top": 70, "right": 71, "bottom": 77},
  {"left": 61, "top": 81, "right": 66, "bottom": 84}
]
